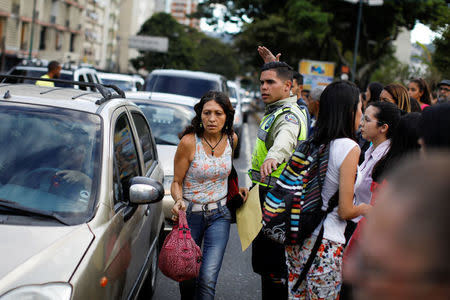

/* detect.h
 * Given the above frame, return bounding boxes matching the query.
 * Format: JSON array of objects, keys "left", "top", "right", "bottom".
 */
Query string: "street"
[{"left": 152, "top": 113, "right": 263, "bottom": 300}]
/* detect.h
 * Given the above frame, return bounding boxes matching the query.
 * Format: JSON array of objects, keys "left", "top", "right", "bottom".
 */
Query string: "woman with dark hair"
[
  {"left": 380, "top": 83, "right": 412, "bottom": 113},
  {"left": 354, "top": 101, "right": 400, "bottom": 211},
  {"left": 171, "top": 91, "right": 248, "bottom": 299},
  {"left": 408, "top": 78, "right": 432, "bottom": 110},
  {"left": 372, "top": 112, "right": 422, "bottom": 183},
  {"left": 364, "top": 82, "right": 383, "bottom": 108},
  {"left": 286, "top": 81, "right": 371, "bottom": 299},
  {"left": 418, "top": 102, "right": 450, "bottom": 151}
]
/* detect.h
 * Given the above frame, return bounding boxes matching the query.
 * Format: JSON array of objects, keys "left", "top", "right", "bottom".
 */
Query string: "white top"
[{"left": 312, "top": 138, "right": 359, "bottom": 244}]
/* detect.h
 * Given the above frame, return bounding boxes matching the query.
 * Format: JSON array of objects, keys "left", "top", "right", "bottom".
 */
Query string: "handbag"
[
  {"left": 227, "top": 135, "right": 244, "bottom": 223},
  {"left": 158, "top": 210, "right": 202, "bottom": 282}
]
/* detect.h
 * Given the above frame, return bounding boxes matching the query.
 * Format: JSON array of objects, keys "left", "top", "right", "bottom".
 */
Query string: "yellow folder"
[{"left": 236, "top": 185, "right": 262, "bottom": 252}]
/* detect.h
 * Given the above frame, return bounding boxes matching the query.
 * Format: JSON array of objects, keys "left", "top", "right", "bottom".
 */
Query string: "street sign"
[{"left": 128, "top": 35, "right": 169, "bottom": 53}]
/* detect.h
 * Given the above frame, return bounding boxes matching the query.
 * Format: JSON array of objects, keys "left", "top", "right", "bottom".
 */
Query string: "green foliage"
[
  {"left": 432, "top": 26, "right": 450, "bottom": 79},
  {"left": 370, "top": 55, "right": 411, "bottom": 86},
  {"left": 197, "top": 0, "right": 449, "bottom": 88},
  {"left": 131, "top": 13, "right": 239, "bottom": 78}
]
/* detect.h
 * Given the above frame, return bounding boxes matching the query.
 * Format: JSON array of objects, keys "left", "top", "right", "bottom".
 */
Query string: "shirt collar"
[
  {"left": 265, "top": 96, "right": 297, "bottom": 115},
  {"left": 366, "top": 139, "right": 391, "bottom": 161}
]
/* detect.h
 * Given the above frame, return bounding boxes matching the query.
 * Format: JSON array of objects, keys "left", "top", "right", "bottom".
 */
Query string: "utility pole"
[
  {"left": 351, "top": 0, "right": 363, "bottom": 82},
  {"left": 28, "top": 0, "right": 37, "bottom": 60}
]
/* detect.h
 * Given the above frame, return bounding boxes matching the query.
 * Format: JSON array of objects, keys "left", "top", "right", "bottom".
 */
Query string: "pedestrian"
[
  {"left": 363, "top": 82, "right": 383, "bottom": 110},
  {"left": 307, "top": 86, "right": 325, "bottom": 138},
  {"left": 249, "top": 60, "right": 308, "bottom": 300},
  {"left": 379, "top": 83, "right": 414, "bottom": 113},
  {"left": 418, "top": 102, "right": 450, "bottom": 151},
  {"left": 345, "top": 153, "right": 450, "bottom": 300},
  {"left": 408, "top": 78, "right": 432, "bottom": 110},
  {"left": 171, "top": 91, "right": 248, "bottom": 300},
  {"left": 436, "top": 79, "right": 450, "bottom": 103},
  {"left": 35, "top": 61, "right": 61, "bottom": 87},
  {"left": 285, "top": 81, "right": 371, "bottom": 299}
]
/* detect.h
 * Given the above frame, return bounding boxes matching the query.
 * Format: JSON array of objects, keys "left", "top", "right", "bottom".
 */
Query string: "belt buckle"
[{"left": 201, "top": 203, "right": 209, "bottom": 212}]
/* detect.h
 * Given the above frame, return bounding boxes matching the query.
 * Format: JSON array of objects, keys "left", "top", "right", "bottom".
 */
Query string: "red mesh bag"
[{"left": 158, "top": 210, "right": 202, "bottom": 282}]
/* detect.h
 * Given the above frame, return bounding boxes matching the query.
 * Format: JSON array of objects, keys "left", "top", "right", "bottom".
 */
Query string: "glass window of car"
[
  {"left": 78, "top": 74, "right": 87, "bottom": 90},
  {"left": 102, "top": 78, "right": 134, "bottom": 91},
  {"left": 131, "top": 112, "right": 156, "bottom": 172},
  {"left": 113, "top": 113, "right": 140, "bottom": 204},
  {"left": 135, "top": 102, "right": 195, "bottom": 146},
  {"left": 145, "top": 75, "right": 220, "bottom": 98},
  {"left": 0, "top": 103, "right": 101, "bottom": 223}
]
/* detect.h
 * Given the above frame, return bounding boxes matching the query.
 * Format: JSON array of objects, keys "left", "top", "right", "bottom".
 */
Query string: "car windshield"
[
  {"left": 145, "top": 75, "right": 220, "bottom": 98},
  {"left": 101, "top": 78, "right": 134, "bottom": 91},
  {"left": 5, "top": 68, "right": 74, "bottom": 88},
  {"left": 135, "top": 102, "right": 195, "bottom": 146},
  {"left": 0, "top": 103, "right": 101, "bottom": 224}
]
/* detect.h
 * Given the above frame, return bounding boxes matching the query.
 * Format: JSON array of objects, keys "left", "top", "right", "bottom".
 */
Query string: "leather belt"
[{"left": 185, "top": 198, "right": 227, "bottom": 212}]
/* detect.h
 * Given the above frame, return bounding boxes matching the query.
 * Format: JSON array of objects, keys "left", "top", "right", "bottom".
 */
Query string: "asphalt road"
[{"left": 152, "top": 113, "right": 262, "bottom": 300}]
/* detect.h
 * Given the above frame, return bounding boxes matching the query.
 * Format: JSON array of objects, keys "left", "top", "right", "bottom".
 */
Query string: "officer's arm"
[{"left": 265, "top": 113, "right": 300, "bottom": 165}]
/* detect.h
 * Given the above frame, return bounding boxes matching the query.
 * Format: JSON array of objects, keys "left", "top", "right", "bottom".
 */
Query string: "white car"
[
  {"left": 126, "top": 91, "right": 197, "bottom": 231},
  {"left": 98, "top": 72, "right": 144, "bottom": 92}
]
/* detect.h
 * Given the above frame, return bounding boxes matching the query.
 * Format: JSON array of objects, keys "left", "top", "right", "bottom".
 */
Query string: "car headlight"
[
  {"left": 163, "top": 175, "right": 173, "bottom": 195},
  {"left": 0, "top": 282, "right": 72, "bottom": 300}
]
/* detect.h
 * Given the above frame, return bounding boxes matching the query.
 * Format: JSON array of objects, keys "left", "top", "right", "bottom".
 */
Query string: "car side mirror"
[{"left": 129, "top": 177, "right": 164, "bottom": 205}]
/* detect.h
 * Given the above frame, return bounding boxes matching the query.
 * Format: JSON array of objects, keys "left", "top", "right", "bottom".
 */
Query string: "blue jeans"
[{"left": 179, "top": 201, "right": 231, "bottom": 300}]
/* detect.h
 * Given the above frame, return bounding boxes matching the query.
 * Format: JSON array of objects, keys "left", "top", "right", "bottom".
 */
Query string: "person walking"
[
  {"left": 285, "top": 81, "right": 371, "bottom": 299},
  {"left": 35, "top": 61, "right": 61, "bottom": 87},
  {"left": 171, "top": 91, "right": 248, "bottom": 300},
  {"left": 249, "top": 60, "right": 308, "bottom": 300}
]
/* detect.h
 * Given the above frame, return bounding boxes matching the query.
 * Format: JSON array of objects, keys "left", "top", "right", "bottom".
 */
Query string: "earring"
[
  {"left": 200, "top": 123, "right": 203, "bottom": 128},
  {"left": 226, "top": 126, "right": 228, "bottom": 130}
]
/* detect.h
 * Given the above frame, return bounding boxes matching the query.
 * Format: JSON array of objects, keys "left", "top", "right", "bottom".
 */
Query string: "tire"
[{"left": 243, "top": 112, "right": 248, "bottom": 123}]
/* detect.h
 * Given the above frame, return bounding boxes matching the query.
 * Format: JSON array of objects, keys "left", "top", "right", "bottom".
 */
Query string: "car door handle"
[{"left": 145, "top": 206, "right": 151, "bottom": 216}]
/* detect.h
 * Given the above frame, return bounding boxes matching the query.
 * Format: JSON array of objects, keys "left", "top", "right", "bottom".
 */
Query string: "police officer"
[{"left": 249, "top": 61, "right": 308, "bottom": 300}]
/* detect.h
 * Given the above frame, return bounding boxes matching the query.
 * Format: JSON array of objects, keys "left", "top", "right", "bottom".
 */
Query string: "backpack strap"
[{"left": 292, "top": 190, "right": 339, "bottom": 291}]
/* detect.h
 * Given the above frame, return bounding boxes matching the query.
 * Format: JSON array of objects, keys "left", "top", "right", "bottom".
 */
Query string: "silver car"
[
  {"left": 0, "top": 81, "right": 165, "bottom": 299},
  {"left": 126, "top": 92, "right": 197, "bottom": 231}
]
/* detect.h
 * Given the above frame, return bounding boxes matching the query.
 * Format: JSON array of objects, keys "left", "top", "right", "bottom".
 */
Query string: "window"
[
  {"left": 131, "top": 112, "right": 155, "bottom": 172},
  {"left": 77, "top": 75, "right": 86, "bottom": 90},
  {"left": 113, "top": 114, "right": 140, "bottom": 203},
  {"left": 55, "top": 31, "right": 62, "bottom": 50},
  {"left": 69, "top": 33, "right": 75, "bottom": 52},
  {"left": 20, "top": 22, "right": 28, "bottom": 50},
  {"left": 39, "top": 27, "right": 47, "bottom": 50}
]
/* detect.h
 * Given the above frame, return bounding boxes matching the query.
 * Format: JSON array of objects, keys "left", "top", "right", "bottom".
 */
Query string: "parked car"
[
  {"left": 98, "top": 72, "right": 144, "bottom": 92},
  {"left": 144, "top": 69, "right": 228, "bottom": 99},
  {"left": 126, "top": 91, "right": 197, "bottom": 231},
  {"left": 239, "top": 88, "right": 253, "bottom": 123},
  {"left": 0, "top": 77, "right": 165, "bottom": 300},
  {"left": 227, "top": 81, "right": 243, "bottom": 158},
  {"left": 3, "top": 60, "right": 102, "bottom": 91}
]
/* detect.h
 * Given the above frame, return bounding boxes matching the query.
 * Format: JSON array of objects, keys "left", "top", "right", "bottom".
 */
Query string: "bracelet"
[{"left": 174, "top": 198, "right": 183, "bottom": 203}]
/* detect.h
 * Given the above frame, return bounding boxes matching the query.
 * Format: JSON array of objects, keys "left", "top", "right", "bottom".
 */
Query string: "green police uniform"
[{"left": 249, "top": 96, "right": 308, "bottom": 187}]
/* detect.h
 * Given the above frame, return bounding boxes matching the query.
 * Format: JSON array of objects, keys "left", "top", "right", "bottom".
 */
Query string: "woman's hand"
[
  {"left": 239, "top": 187, "right": 249, "bottom": 202},
  {"left": 357, "top": 203, "right": 372, "bottom": 217},
  {"left": 171, "top": 199, "right": 186, "bottom": 222}
]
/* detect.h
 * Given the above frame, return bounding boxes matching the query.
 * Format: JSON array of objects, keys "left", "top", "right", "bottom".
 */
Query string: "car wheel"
[
  {"left": 138, "top": 237, "right": 160, "bottom": 299},
  {"left": 243, "top": 112, "right": 248, "bottom": 123}
]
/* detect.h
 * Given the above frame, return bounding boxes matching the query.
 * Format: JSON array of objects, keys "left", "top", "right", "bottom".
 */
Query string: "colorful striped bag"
[{"left": 262, "top": 139, "right": 338, "bottom": 246}]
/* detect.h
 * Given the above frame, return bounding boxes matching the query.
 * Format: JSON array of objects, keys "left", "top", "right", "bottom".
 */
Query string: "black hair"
[
  {"left": 418, "top": 103, "right": 450, "bottom": 149},
  {"left": 179, "top": 91, "right": 235, "bottom": 138},
  {"left": 48, "top": 60, "right": 60, "bottom": 72},
  {"left": 367, "top": 101, "right": 401, "bottom": 139},
  {"left": 313, "top": 81, "right": 360, "bottom": 144},
  {"left": 261, "top": 61, "right": 293, "bottom": 82},
  {"left": 409, "top": 97, "right": 422, "bottom": 112},
  {"left": 410, "top": 78, "right": 432, "bottom": 105},
  {"left": 367, "top": 82, "right": 383, "bottom": 103},
  {"left": 293, "top": 71, "right": 303, "bottom": 85},
  {"left": 372, "top": 112, "right": 421, "bottom": 182}
]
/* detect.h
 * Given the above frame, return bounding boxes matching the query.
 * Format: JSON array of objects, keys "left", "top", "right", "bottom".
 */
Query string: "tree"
[
  {"left": 131, "top": 13, "right": 239, "bottom": 78},
  {"left": 432, "top": 25, "right": 450, "bottom": 79},
  {"left": 195, "top": 0, "right": 449, "bottom": 88}
]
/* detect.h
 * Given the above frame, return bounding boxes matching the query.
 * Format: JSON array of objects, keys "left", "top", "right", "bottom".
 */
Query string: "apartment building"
[{"left": 0, "top": 0, "right": 85, "bottom": 71}]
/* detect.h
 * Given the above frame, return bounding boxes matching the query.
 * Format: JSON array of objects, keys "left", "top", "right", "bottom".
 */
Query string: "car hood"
[
  {"left": 0, "top": 223, "right": 93, "bottom": 294},
  {"left": 156, "top": 144, "right": 177, "bottom": 176}
]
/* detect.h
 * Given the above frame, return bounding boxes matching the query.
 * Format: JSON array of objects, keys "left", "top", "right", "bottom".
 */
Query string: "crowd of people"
[{"left": 169, "top": 45, "right": 450, "bottom": 300}]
